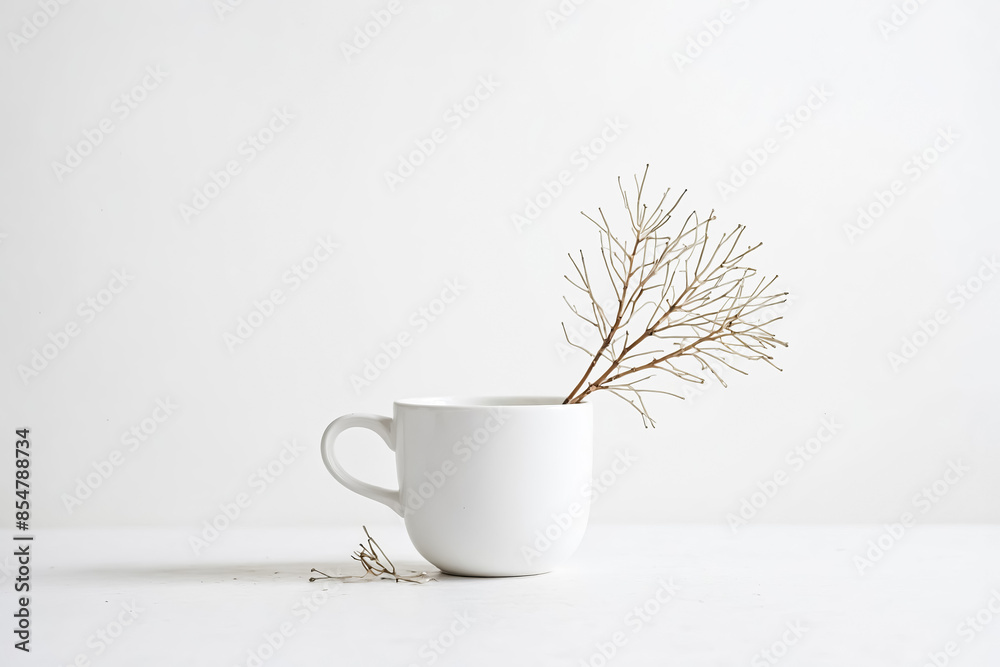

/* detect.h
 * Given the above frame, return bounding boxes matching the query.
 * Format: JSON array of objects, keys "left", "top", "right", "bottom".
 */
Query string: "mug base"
[{"left": 438, "top": 567, "right": 553, "bottom": 578}]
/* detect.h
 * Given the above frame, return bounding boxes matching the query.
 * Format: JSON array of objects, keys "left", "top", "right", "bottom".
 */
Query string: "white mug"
[{"left": 320, "top": 396, "right": 593, "bottom": 577}]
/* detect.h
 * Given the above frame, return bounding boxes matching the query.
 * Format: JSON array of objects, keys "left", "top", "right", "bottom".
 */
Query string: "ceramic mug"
[{"left": 320, "top": 396, "right": 593, "bottom": 577}]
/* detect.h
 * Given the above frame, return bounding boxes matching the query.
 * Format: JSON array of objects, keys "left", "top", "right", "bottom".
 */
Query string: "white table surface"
[{"left": 6, "top": 524, "right": 1000, "bottom": 666}]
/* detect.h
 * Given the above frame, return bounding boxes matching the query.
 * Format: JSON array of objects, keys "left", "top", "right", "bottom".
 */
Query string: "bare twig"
[
  {"left": 562, "top": 166, "right": 788, "bottom": 426},
  {"left": 309, "top": 526, "right": 434, "bottom": 584}
]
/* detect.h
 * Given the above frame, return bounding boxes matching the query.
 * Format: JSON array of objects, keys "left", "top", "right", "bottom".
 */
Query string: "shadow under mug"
[{"left": 320, "top": 396, "right": 593, "bottom": 577}]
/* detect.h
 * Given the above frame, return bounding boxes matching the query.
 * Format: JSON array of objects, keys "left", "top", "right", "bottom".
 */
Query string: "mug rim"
[{"left": 394, "top": 395, "right": 589, "bottom": 408}]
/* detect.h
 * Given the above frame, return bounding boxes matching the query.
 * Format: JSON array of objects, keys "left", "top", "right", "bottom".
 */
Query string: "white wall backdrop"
[{"left": 1, "top": 0, "right": 998, "bottom": 531}]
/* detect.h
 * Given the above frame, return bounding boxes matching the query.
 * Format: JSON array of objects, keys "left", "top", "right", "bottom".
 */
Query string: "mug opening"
[{"left": 394, "top": 396, "right": 583, "bottom": 408}]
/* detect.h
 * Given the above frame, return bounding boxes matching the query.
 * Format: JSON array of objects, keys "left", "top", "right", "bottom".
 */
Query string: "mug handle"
[{"left": 320, "top": 414, "right": 403, "bottom": 517}]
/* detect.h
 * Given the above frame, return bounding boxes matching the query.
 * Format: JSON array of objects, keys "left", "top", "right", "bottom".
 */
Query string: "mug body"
[{"left": 394, "top": 396, "right": 593, "bottom": 576}]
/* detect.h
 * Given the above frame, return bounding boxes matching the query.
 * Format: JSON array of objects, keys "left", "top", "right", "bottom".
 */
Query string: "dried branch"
[
  {"left": 562, "top": 166, "right": 788, "bottom": 426},
  {"left": 309, "top": 526, "right": 434, "bottom": 584}
]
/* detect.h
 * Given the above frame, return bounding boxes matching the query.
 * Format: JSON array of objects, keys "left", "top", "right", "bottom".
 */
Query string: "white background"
[{"left": 2, "top": 0, "right": 998, "bottom": 532}]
